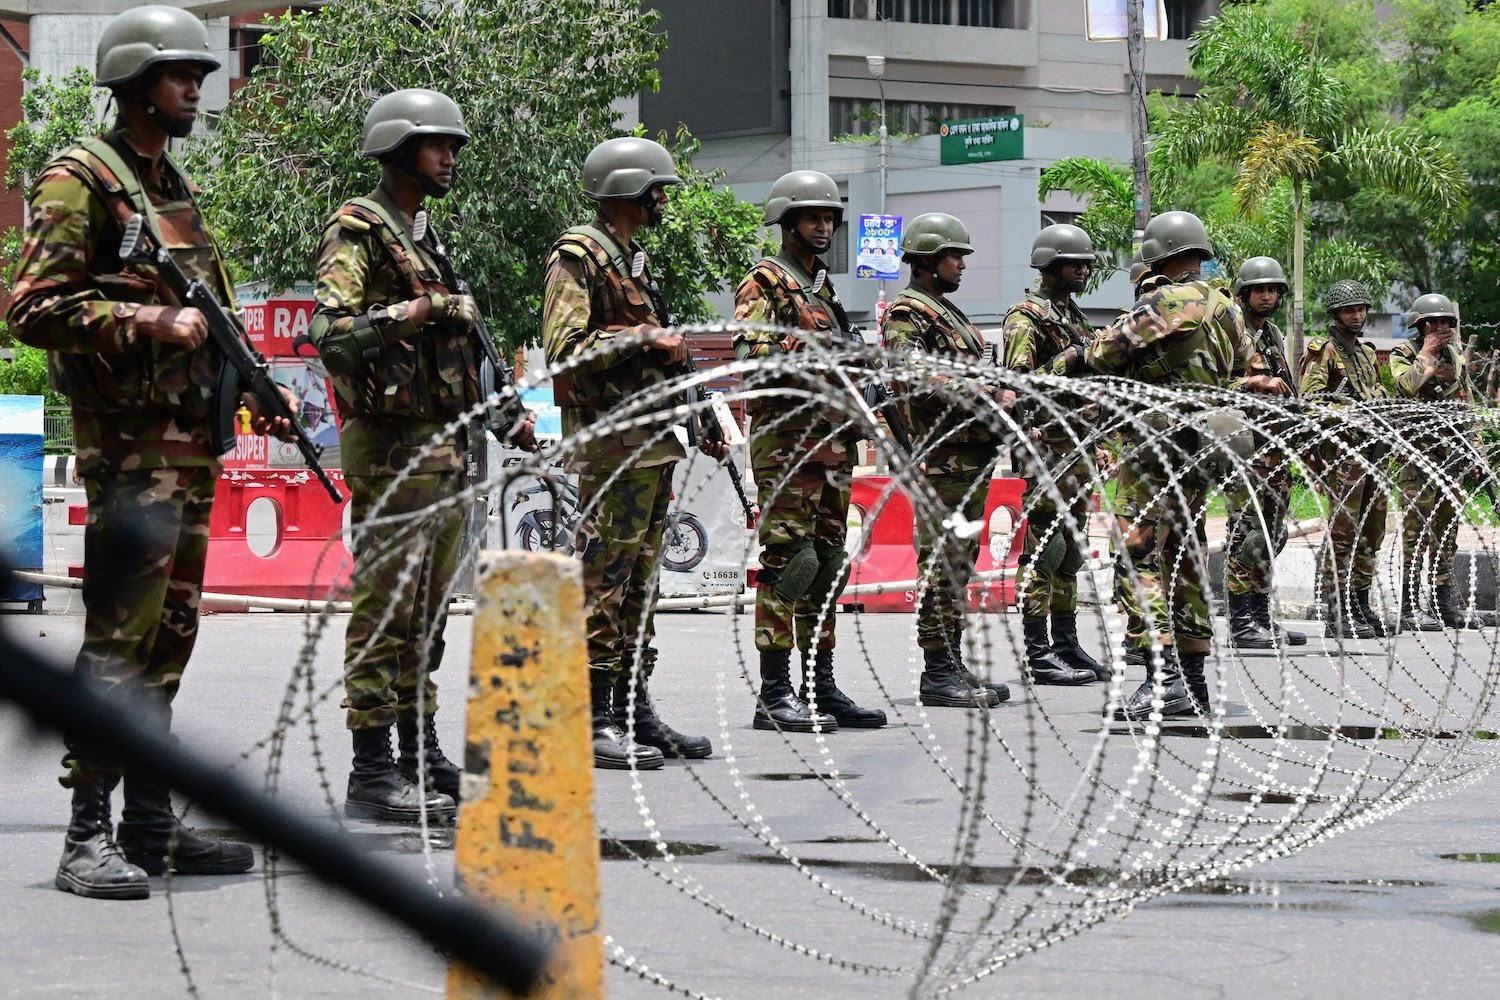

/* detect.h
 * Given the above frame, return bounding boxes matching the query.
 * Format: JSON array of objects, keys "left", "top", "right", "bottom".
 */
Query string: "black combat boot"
[
  {"left": 1022, "top": 619, "right": 1095, "bottom": 685},
  {"left": 801, "top": 649, "right": 887, "bottom": 728},
  {"left": 1113, "top": 647, "right": 1194, "bottom": 721},
  {"left": 55, "top": 777, "right": 150, "bottom": 900},
  {"left": 753, "top": 650, "right": 837, "bottom": 733},
  {"left": 346, "top": 726, "right": 457, "bottom": 820},
  {"left": 590, "top": 675, "right": 664, "bottom": 770},
  {"left": 1227, "top": 591, "right": 1275, "bottom": 649},
  {"left": 919, "top": 646, "right": 999, "bottom": 708},
  {"left": 1253, "top": 591, "right": 1306, "bottom": 646},
  {"left": 116, "top": 771, "right": 254, "bottom": 876},
  {"left": 613, "top": 673, "right": 713, "bottom": 759},
  {"left": 1322, "top": 589, "right": 1375, "bottom": 640},
  {"left": 1178, "top": 652, "right": 1212, "bottom": 717},
  {"left": 946, "top": 637, "right": 1008, "bottom": 704},
  {"left": 396, "top": 712, "right": 463, "bottom": 801},
  {"left": 1399, "top": 586, "right": 1443, "bottom": 633},
  {"left": 1051, "top": 614, "right": 1110, "bottom": 680},
  {"left": 1434, "top": 584, "right": 1471, "bottom": 629},
  {"left": 1353, "top": 587, "right": 1388, "bottom": 637}
]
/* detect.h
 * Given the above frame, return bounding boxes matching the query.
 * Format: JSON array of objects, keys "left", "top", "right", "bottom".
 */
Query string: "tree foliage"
[{"left": 188, "top": 0, "right": 762, "bottom": 349}]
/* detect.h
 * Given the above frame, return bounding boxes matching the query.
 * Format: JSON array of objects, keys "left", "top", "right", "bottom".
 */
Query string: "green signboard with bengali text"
[{"left": 939, "top": 114, "right": 1024, "bottom": 165}]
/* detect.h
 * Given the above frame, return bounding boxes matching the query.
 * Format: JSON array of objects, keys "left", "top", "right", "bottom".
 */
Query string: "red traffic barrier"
[
  {"left": 840, "top": 475, "right": 1024, "bottom": 613},
  {"left": 203, "top": 469, "right": 352, "bottom": 602}
]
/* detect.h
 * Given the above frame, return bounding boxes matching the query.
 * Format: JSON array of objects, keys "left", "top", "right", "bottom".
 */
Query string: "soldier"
[
  {"left": 1001, "top": 224, "right": 1108, "bottom": 687},
  {"left": 882, "top": 213, "right": 1007, "bottom": 708},
  {"left": 1224, "top": 257, "right": 1306, "bottom": 648},
  {"left": 312, "top": 89, "right": 535, "bottom": 819},
  {"left": 733, "top": 170, "right": 887, "bottom": 733},
  {"left": 542, "top": 136, "right": 722, "bottom": 769},
  {"left": 1299, "top": 279, "right": 1390, "bottom": 639},
  {"left": 1086, "top": 211, "right": 1253, "bottom": 720},
  {"left": 5, "top": 6, "right": 291, "bottom": 897},
  {"left": 1390, "top": 293, "right": 1476, "bottom": 630}
]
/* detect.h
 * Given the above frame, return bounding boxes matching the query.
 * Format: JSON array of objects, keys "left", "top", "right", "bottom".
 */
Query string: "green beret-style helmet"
[
  {"left": 1325, "top": 278, "right": 1372, "bottom": 313},
  {"left": 900, "top": 213, "right": 974, "bottom": 262},
  {"left": 1407, "top": 292, "right": 1458, "bottom": 329},
  {"left": 1233, "top": 256, "right": 1289, "bottom": 296},
  {"left": 581, "top": 137, "right": 681, "bottom": 200},
  {"left": 1029, "top": 224, "right": 1096, "bottom": 269},
  {"left": 1139, "top": 210, "right": 1213, "bottom": 265},
  {"left": 96, "top": 5, "right": 220, "bottom": 89},
  {"left": 362, "top": 89, "right": 470, "bottom": 159},
  {"left": 763, "top": 170, "right": 843, "bottom": 227}
]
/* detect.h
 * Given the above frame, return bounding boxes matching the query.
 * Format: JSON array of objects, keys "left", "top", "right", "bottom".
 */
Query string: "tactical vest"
[
  {"left": 1394, "top": 339, "right": 1467, "bottom": 400},
  {"left": 889, "top": 287, "right": 996, "bottom": 447},
  {"left": 748, "top": 254, "right": 845, "bottom": 339},
  {"left": 1308, "top": 331, "right": 1385, "bottom": 402},
  {"left": 1003, "top": 291, "right": 1090, "bottom": 371},
  {"left": 43, "top": 135, "right": 233, "bottom": 415},
  {"left": 547, "top": 223, "right": 667, "bottom": 408},
  {"left": 1126, "top": 282, "right": 1235, "bottom": 386},
  {"left": 330, "top": 195, "right": 480, "bottom": 421}
]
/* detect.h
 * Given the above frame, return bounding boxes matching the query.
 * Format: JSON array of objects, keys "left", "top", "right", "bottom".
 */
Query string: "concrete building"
[{"left": 641, "top": 0, "right": 1225, "bottom": 327}]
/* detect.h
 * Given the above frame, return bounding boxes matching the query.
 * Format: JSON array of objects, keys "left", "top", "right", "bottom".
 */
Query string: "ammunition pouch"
[{"left": 317, "top": 316, "right": 386, "bottom": 378}]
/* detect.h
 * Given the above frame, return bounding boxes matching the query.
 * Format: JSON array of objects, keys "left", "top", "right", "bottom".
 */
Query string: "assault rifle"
[
  {"left": 119, "top": 214, "right": 342, "bottom": 503},
  {"left": 452, "top": 276, "right": 535, "bottom": 450}
]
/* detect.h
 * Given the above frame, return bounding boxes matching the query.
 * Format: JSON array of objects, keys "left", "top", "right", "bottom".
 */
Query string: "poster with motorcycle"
[{"left": 486, "top": 389, "right": 749, "bottom": 598}]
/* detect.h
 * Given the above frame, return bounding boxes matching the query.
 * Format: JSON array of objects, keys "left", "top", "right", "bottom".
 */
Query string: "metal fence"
[{"left": 43, "top": 406, "right": 72, "bottom": 454}]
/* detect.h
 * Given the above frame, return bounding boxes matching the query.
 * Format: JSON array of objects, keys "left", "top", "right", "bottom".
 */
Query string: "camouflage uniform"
[
  {"left": 1299, "top": 328, "right": 1389, "bottom": 594},
  {"left": 1390, "top": 337, "right": 1471, "bottom": 590},
  {"left": 1224, "top": 316, "right": 1296, "bottom": 598},
  {"left": 733, "top": 252, "right": 860, "bottom": 654},
  {"left": 542, "top": 213, "right": 686, "bottom": 680},
  {"left": 4, "top": 131, "right": 240, "bottom": 785},
  {"left": 311, "top": 184, "right": 480, "bottom": 730},
  {"left": 1002, "top": 289, "right": 1096, "bottom": 623},
  {"left": 1087, "top": 276, "right": 1253, "bottom": 656},
  {"left": 884, "top": 285, "right": 999, "bottom": 650}
]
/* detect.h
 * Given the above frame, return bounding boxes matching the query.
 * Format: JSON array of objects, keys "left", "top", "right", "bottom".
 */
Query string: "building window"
[
  {"left": 831, "top": 97, "right": 1015, "bottom": 138},
  {"left": 232, "top": 26, "right": 277, "bottom": 78},
  {"left": 1165, "top": 0, "right": 1213, "bottom": 41},
  {"left": 828, "top": 219, "right": 850, "bottom": 274},
  {"left": 832, "top": 0, "right": 1025, "bottom": 26}
]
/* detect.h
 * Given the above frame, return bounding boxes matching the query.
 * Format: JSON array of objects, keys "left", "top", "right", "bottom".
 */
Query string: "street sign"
[
  {"left": 939, "top": 115, "right": 1024, "bottom": 166},
  {"left": 1084, "top": 0, "right": 1168, "bottom": 42},
  {"left": 855, "top": 214, "right": 902, "bottom": 280}
]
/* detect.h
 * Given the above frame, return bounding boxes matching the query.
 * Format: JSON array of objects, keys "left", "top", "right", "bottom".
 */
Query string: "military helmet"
[
  {"left": 763, "top": 170, "right": 843, "bottom": 227},
  {"left": 581, "top": 136, "right": 680, "bottom": 201},
  {"left": 1408, "top": 292, "right": 1458, "bottom": 329},
  {"left": 96, "top": 5, "right": 220, "bottom": 89},
  {"left": 900, "top": 213, "right": 973, "bottom": 261},
  {"left": 1139, "top": 210, "right": 1213, "bottom": 265},
  {"left": 1324, "top": 278, "right": 1372, "bottom": 313},
  {"left": 1233, "top": 256, "right": 1290, "bottom": 296},
  {"left": 1029, "top": 224, "right": 1096, "bottom": 269},
  {"left": 362, "top": 89, "right": 470, "bottom": 159},
  {"left": 1127, "top": 254, "right": 1149, "bottom": 286}
]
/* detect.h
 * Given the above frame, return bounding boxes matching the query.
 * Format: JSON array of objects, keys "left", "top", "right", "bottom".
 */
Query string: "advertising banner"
[
  {"left": 1083, "top": 0, "right": 1168, "bottom": 41},
  {"left": 0, "top": 395, "right": 44, "bottom": 607},
  {"left": 855, "top": 214, "right": 903, "bottom": 281}
]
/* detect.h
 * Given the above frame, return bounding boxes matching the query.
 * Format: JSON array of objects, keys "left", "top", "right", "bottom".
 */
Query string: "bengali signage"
[{"left": 939, "top": 115, "right": 1025, "bottom": 165}]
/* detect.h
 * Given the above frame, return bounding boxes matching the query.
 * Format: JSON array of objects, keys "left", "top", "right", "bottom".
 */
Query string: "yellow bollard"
[{"left": 447, "top": 551, "right": 604, "bottom": 999}]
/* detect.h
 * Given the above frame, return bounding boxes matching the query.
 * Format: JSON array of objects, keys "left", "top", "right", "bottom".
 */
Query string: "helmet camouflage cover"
[
  {"left": 900, "top": 213, "right": 973, "bottom": 261},
  {"left": 96, "top": 5, "right": 220, "bottom": 88},
  {"left": 1324, "top": 278, "right": 1372, "bottom": 313}
]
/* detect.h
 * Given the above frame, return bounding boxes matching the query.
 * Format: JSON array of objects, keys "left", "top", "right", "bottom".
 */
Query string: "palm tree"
[{"left": 1151, "top": 3, "right": 1467, "bottom": 375}]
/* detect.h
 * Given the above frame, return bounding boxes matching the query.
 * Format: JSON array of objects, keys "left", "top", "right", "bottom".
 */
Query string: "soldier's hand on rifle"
[
  {"left": 989, "top": 386, "right": 1017, "bottom": 410},
  {"left": 428, "top": 291, "right": 479, "bottom": 333},
  {"left": 641, "top": 326, "right": 687, "bottom": 366},
  {"left": 243, "top": 386, "right": 300, "bottom": 442},
  {"left": 1246, "top": 374, "right": 1291, "bottom": 396},
  {"left": 399, "top": 295, "right": 432, "bottom": 329},
  {"left": 511, "top": 411, "right": 539, "bottom": 453},
  {"left": 136, "top": 304, "right": 208, "bottom": 349},
  {"left": 698, "top": 436, "right": 730, "bottom": 462}
]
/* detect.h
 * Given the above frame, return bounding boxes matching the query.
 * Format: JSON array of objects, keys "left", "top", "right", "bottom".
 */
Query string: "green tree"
[
  {"left": 1152, "top": 2, "right": 1467, "bottom": 371},
  {"left": 188, "top": 0, "right": 763, "bottom": 349}
]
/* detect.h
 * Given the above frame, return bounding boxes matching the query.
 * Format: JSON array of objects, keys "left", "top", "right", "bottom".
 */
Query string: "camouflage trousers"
[
  {"left": 753, "top": 462, "right": 851, "bottom": 654},
  {"left": 1317, "top": 460, "right": 1388, "bottom": 594},
  {"left": 1113, "top": 458, "right": 1212, "bottom": 655},
  {"left": 1018, "top": 448, "right": 1091, "bottom": 622},
  {"left": 1399, "top": 470, "right": 1460, "bottom": 590},
  {"left": 575, "top": 460, "right": 674, "bottom": 680},
  {"left": 915, "top": 467, "right": 989, "bottom": 651},
  {"left": 1224, "top": 459, "right": 1292, "bottom": 597},
  {"left": 64, "top": 464, "right": 216, "bottom": 786},
  {"left": 342, "top": 471, "right": 464, "bottom": 730}
]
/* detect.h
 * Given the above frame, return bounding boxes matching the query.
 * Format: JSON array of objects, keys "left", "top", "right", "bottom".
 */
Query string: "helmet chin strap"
[{"left": 786, "top": 226, "right": 830, "bottom": 256}]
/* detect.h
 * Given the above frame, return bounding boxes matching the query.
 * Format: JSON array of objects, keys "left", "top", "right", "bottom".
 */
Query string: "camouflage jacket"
[
  {"left": 1086, "top": 276, "right": 1252, "bottom": 388},
  {"left": 1002, "top": 287, "right": 1102, "bottom": 450},
  {"left": 1240, "top": 316, "right": 1297, "bottom": 393},
  {"left": 3, "top": 130, "right": 243, "bottom": 473},
  {"left": 732, "top": 252, "right": 859, "bottom": 469},
  {"left": 311, "top": 185, "right": 483, "bottom": 476},
  {"left": 1299, "top": 327, "right": 1386, "bottom": 402},
  {"left": 883, "top": 283, "right": 998, "bottom": 469},
  {"left": 541, "top": 213, "right": 685, "bottom": 472},
  {"left": 1390, "top": 335, "right": 1473, "bottom": 458}
]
